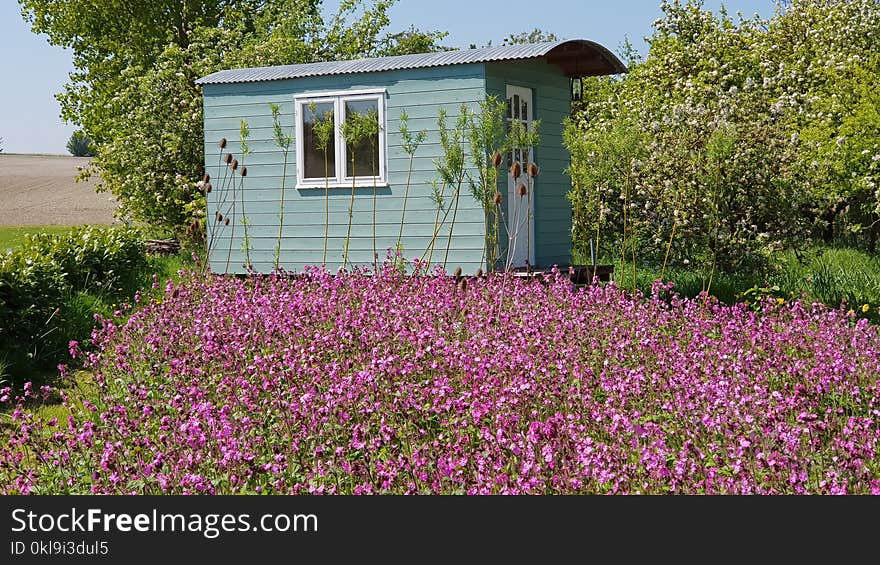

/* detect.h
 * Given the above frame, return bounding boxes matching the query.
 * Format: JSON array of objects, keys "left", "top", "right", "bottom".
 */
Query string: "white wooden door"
[{"left": 506, "top": 84, "right": 535, "bottom": 269}]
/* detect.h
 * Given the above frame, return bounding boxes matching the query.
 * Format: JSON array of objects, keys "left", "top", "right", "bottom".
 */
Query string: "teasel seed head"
[
  {"left": 219, "top": 137, "right": 227, "bottom": 149},
  {"left": 231, "top": 159, "right": 238, "bottom": 171},
  {"left": 493, "top": 192, "right": 502, "bottom": 205},
  {"left": 224, "top": 217, "right": 229, "bottom": 226},
  {"left": 216, "top": 212, "right": 223, "bottom": 222},
  {"left": 510, "top": 160, "right": 522, "bottom": 179},
  {"left": 205, "top": 182, "right": 212, "bottom": 194},
  {"left": 492, "top": 151, "right": 502, "bottom": 168},
  {"left": 518, "top": 183, "right": 527, "bottom": 197},
  {"left": 528, "top": 162, "right": 539, "bottom": 178},
  {"left": 203, "top": 173, "right": 210, "bottom": 183},
  {"left": 225, "top": 153, "right": 233, "bottom": 164},
  {"left": 454, "top": 266, "right": 462, "bottom": 280},
  {"left": 459, "top": 278, "right": 468, "bottom": 292},
  {"left": 241, "top": 166, "right": 247, "bottom": 177},
  {"left": 476, "top": 267, "right": 483, "bottom": 277}
]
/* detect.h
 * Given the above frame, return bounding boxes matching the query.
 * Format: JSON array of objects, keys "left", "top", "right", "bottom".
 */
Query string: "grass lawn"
[{"left": 0, "top": 225, "right": 81, "bottom": 251}]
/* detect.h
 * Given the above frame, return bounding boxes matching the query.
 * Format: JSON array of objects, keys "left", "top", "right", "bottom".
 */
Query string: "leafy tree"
[
  {"left": 19, "top": 0, "right": 447, "bottom": 234},
  {"left": 65, "top": 130, "right": 94, "bottom": 157},
  {"left": 566, "top": 0, "right": 880, "bottom": 279},
  {"left": 501, "top": 28, "right": 558, "bottom": 46},
  {"left": 471, "top": 28, "right": 558, "bottom": 49}
]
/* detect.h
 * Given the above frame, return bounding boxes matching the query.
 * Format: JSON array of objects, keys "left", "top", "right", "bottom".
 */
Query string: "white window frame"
[{"left": 294, "top": 88, "right": 387, "bottom": 189}]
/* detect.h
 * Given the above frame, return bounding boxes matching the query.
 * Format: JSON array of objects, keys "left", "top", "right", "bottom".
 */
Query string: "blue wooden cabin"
[{"left": 196, "top": 40, "right": 626, "bottom": 274}]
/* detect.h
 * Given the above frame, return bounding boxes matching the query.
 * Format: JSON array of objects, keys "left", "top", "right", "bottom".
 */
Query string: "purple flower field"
[{"left": 3, "top": 267, "right": 880, "bottom": 494}]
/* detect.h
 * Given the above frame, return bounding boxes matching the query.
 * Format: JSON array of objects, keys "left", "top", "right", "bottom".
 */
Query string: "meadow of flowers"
[{"left": 2, "top": 265, "right": 879, "bottom": 494}]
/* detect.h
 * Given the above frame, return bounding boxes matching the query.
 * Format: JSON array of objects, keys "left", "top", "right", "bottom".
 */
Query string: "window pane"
[
  {"left": 302, "top": 102, "right": 335, "bottom": 180},
  {"left": 344, "top": 99, "right": 380, "bottom": 178}
]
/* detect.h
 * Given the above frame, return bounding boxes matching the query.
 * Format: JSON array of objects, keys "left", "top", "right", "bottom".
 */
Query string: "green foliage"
[
  {"left": 237, "top": 120, "right": 253, "bottom": 268},
  {"left": 395, "top": 110, "right": 427, "bottom": 260},
  {"left": 0, "top": 226, "right": 147, "bottom": 374},
  {"left": 65, "top": 130, "right": 94, "bottom": 157},
  {"left": 471, "top": 28, "right": 557, "bottom": 49},
  {"left": 0, "top": 226, "right": 75, "bottom": 251},
  {"left": 421, "top": 107, "right": 469, "bottom": 268},
  {"left": 310, "top": 105, "right": 335, "bottom": 153},
  {"left": 566, "top": 0, "right": 880, "bottom": 278},
  {"left": 308, "top": 102, "right": 335, "bottom": 265},
  {"left": 19, "top": 0, "right": 447, "bottom": 235},
  {"left": 501, "top": 28, "right": 558, "bottom": 46},
  {"left": 270, "top": 103, "right": 294, "bottom": 270},
  {"left": 773, "top": 247, "right": 880, "bottom": 317},
  {"left": 598, "top": 244, "right": 880, "bottom": 323},
  {"left": 340, "top": 107, "right": 379, "bottom": 268},
  {"left": 434, "top": 107, "right": 467, "bottom": 189},
  {"left": 464, "top": 97, "right": 506, "bottom": 271},
  {"left": 19, "top": 226, "right": 147, "bottom": 291}
]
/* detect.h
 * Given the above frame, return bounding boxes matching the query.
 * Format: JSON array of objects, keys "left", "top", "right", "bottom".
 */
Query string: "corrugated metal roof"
[{"left": 196, "top": 39, "right": 626, "bottom": 85}]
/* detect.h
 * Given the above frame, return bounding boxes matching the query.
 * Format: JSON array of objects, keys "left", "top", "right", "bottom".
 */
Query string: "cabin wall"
[
  {"left": 203, "top": 63, "right": 488, "bottom": 274},
  {"left": 486, "top": 60, "right": 573, "bottom": 269}
]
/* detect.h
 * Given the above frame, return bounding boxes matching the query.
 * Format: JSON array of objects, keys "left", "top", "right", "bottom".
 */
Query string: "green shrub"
[
  {"left": 567, "top": 0, "right": 880, "bottom": 276},
  {"left": 0, "top": 226, "right": 146, "bottom": 373},
  {"left": 22, "top": 226, "right": 147, "bottom": 292},
  {"left": 0, "top": 249, "right": 68, "bottom": 347}
]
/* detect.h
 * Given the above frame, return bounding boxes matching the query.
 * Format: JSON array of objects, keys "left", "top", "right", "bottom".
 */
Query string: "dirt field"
[{"left": 0, "top": 154, "right": 118, "bottom": 225}]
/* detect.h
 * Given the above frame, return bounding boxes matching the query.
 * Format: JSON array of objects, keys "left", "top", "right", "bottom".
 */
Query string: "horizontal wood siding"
[
  {"left": 203, "top": 64, "right": 488, "bottom": 274},
  {"left": 486, "top": 60, "right": 573, "bottom": 269}
]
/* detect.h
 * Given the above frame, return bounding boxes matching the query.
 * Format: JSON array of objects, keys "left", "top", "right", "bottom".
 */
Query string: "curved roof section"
[{"left": 196, "top": 39, "right": 627, "bottom": 85}]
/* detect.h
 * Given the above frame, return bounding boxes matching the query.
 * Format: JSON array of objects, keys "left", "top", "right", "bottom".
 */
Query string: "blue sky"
[{"left": 0, "top": 0, "right": 775, "bottom": 154}]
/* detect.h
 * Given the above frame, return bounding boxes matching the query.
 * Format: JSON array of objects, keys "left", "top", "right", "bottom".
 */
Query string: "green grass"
[
  {"left": 595, "top": 246, "right": 880, "bottom": 322},
  {"left": 0, "top": 225, "right": 80, "bottom": 251},
  {"left": 774, "top": 247, "right": 880, "bottom": 312}
]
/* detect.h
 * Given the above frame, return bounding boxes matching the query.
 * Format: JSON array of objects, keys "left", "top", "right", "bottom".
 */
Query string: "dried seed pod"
[
  {"left": 518, "top": 183, "right": 527, "bottom": 197},
  {"left": 205, "top": 182, "right": 212, "bottom": 194},
  {"left": 203, "top": 173, "right": 210, "bottom": 183},
  {"left": 225, "top": 153, "right": 233, "bottom": 164},
  {"left": 459, "top": 278, "right": 468, "bottom": 292},
  {"left": 216, "top": 212, "right": 223, "bottom": 222},
  {"left": 510, "top": 160, "right": 522, "bottom": 179},
  {"left": 493, "top": 192, "right": 502, "bottom": 205},
  {"left": 224, "top": 217, "right": 230, "bottom": 226},
  {"left": 219, "top": 138, "right": 227, "bottom": 149},
  {"left": 241, "top": 166, "right": 247, "bottom": 177},
  {"left": 528, "top": 162, "right": 539, "bottom": 178},
  {"left": 231, "top": 159, "right": 238, "bottom": 171},
  {"left": 476, "top": 267, "right": 483, "bottom": 277},
  {"left": 492, "top": 151, "right": 502, "bottom": 168}
]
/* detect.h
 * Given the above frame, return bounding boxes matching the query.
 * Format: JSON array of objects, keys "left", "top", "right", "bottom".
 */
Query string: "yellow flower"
[
  {"left": 847, "top": 309, "right": 855, "bottom": 316},
  {"left": 861, "top": 304, "right": 870, "bottom": 313},
  {"left": 776, "top": 298, "right": 784, "bottom": 305}
]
